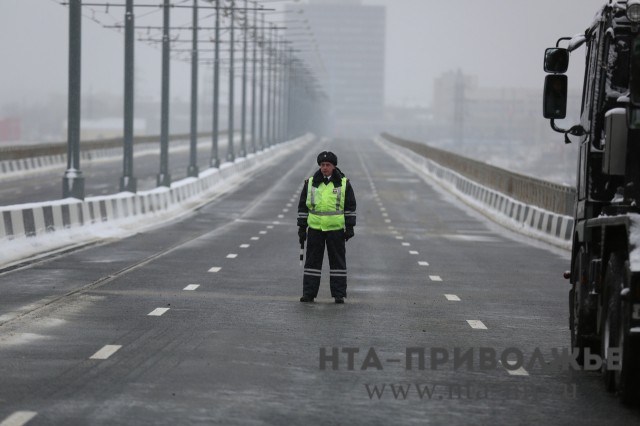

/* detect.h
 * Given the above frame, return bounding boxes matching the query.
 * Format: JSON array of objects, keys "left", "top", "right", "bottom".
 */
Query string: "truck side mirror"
[
  {"left": 543, "top": 74, "right": 568, "bottom": 119},
  {"left": 544, "top": 48, "right": 569, "bottom": 73}
]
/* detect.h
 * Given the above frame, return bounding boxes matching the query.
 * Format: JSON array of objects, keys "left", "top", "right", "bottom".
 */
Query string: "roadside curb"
[
  {"left": 376, "top": 135, "right": 572, "bottom": 250},
  {"left": 0, "top": 134, "right": 314, "bottom": 267}
]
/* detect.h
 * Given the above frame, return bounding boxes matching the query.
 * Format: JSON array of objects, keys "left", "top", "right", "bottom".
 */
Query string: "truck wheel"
[
  {"left": 571, "top": 247, "right": 594, "bottom": 364},
  {"left": 601, "top": 253, "right": 621, "bottom": 392},
  {"left": 601, "top": 251, "right": 640, "bottom": 403}
]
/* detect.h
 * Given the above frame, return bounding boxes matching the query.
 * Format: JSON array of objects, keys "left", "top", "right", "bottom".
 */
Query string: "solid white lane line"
[
  {"left": 467, "top": 320, "right": 488, "bottom": 330},
  {"left": 402, "top": 242, "right": 411, "bottom": 247},
  {"left": 418, "top": 261, "right": 430, "bottom": 266},
  {"left": 240, "top": 244, "right": 250, "bottom": 248},
  {"left": 90, "top": 345, "right": 122, "bottom": 360},
  {"left": 208, "top": 267, "right": 222, "bottom": 273},
  {"left": 429, "top": 275, "right": 442, "bottom": 281},
  {"left": 184, "top": 284, "right": 200, "bottom": 291},
  {"left": 259, "top": 231, "right": 267, "bottom": 234},
  {"left": 0, "top": 411, "right": 37, "bottom": 426},
  {"left": 445, "top": 294, "right": 461, "bottom": 301},
  {"left": 409, "top": 251, "right": 419, "bottom": 255},
  {"left": 148, "top": 308, "right": 170, "bottom": 316},
  {"left": 251, "top": 237, "right": 260, "bottom": 240},
  {"left": 226, "top": 254, "right": 238, "bottom": 259}
]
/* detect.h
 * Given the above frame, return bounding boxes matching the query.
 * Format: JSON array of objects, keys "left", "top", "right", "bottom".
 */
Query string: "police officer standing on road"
[{"left": 297, "top": 151, "right": 356, "bottom": 303}]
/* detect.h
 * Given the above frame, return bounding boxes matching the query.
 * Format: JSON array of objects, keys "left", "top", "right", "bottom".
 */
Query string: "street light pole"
[
  {"left": 210, "top": 0, "right": 221, "bottom": 168},
  {"left": 120, "top": 0, "right": 137, "bottom": 192},
  {"left": 239, "top": 0, "right": 248, "bottom": 157},
  {"left": 63, "top": 0, "right": 85, "bottom": 199},
  {"left": 250, "top": 1, "right": 258, "bottom": 153},
  {"left": 259, "top": 14, "right": 266, "bottom": 150},
  {"left": 157, "top": 0, "right": 171, "bottom": 187},
  {"left": 227, "top": 0, "right": 236, "bottom": 162},
  {"left": 188, "top": 0, "right": 200, "bottom": 177}
]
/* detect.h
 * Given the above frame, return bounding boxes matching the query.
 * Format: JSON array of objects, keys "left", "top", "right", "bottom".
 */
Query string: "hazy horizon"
[{"left": 0, "top": 0, "right": 605, "bottom": 109}]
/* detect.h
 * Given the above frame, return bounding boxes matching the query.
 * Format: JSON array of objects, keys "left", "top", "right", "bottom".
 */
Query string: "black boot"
[
  {"left": 300, "top": 296, "right": 315, "bottom": 303},
  {"left": 334, "top": 297, "right": 344, "bottom": 304}
]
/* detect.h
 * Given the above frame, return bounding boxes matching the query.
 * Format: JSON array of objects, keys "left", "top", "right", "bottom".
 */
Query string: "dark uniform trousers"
[{"left": 303, "top": 228, "right": 347, "bottom": 298}]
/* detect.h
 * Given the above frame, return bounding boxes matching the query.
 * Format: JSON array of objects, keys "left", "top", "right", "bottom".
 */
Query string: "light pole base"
[
  {"left": 119, "top": 176, "right": 137, "bottom": 193},
  {"left": 62, "top": 169, "right": 85, "bottom": 200},
  {"left": 187, "top": 165, "right": 199, "bottom": 178},
  {"left": 210, "top": 157, "right": 220, "bottom": 168},
  {"left": 157, "top": 172, "right": 171, "bottom": 187}
]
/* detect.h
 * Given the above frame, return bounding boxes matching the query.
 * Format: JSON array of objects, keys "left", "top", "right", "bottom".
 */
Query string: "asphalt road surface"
[{"left": 0, "top": 138, "right": 639, "bottom": 425}]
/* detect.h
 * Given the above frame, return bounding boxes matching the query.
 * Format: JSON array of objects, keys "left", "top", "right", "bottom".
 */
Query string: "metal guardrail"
[
  {"left": 0, "top": 132, "right": 221, "bottom": 161},
  {"left": 381, "top": 133, "right": 577, "bottom": 216}
]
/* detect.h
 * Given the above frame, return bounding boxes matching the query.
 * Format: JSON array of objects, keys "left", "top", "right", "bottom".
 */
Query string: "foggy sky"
[{"left": 0, "top": 0, "right": 606, "bottom": 108}]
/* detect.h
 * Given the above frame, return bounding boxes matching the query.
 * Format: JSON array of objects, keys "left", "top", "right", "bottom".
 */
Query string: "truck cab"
[{"left": 543, "top": 0, "right": 640, "bottom": 404}]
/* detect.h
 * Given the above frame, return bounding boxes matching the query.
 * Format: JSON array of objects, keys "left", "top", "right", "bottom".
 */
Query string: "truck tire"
[
  {"left": 571, "top": 247, "right": 596, "bottom": 364},
  {"left": 601, "top": 251, "right": 640, "bottom": 404}
]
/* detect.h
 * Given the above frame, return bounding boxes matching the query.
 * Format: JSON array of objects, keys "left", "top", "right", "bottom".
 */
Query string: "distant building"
[
  {"left": 431, "top": 70, "right": 582, "bottom": 184},
  {"left": 432, "top": 70, "right": 581, "bottom": 146},
  {"left": 0, "top": 117, "right": 21, "bottom": 142},
  {"left": 289, "top": 0, "right": 386, "bottom": 137}
]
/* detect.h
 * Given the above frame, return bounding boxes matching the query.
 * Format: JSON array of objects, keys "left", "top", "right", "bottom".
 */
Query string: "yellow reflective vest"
[{"left": 306, "top": 176, "right": 347, "bottom": 231}]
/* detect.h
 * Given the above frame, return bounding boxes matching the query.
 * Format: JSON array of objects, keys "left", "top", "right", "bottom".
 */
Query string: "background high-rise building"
[{"left": 288, "top": 0, "right": 386, "bottom": 138}]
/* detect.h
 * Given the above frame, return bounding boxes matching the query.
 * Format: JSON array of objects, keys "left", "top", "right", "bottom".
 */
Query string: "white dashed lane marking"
[
  {"left": 467, "top": 320, "right": 488, "bottom": 330},
  {"left": 409, "top": 251, "right": 419, "bottom": 255},
  {"left": 259, "top": 231, "right": 267, "bottom": 235},
  {"left": 277, "top": 215, "right": 284, "bottom": 219},
  {"left": 267, "top": 225, "right": 274, "bottom": 229},
  {"left": 402, "top": 242, "right": 410, "bottom": 247},
  {"left": 90, "top": 345, "right": 122, "bottom": 360},
  {"left": 226, "top": 254, "right": 238, "bottom": 259},
  {"left": 384, "top": 219, "right": 391, "bottom": 223},
  {"left": 148, "top": 308, "right": 170, "bottom": 316},
  {"left": 184, "top": 284, "right": 200, "bottom": 291},
  {"left": 251, "top": 237, "right": 260, "bottom": 240},
  {"left": 445, "top": 294, "right": 461, "bottom": 301},
  {"left": 418, "top": 261, "right": 430, "bottom": 266},
  {"left": 395, "top": 236, "right": 404, "bottom": 240},
  {"left": 429, "top": 275, "right": 442, "bottom": 281},
  {"left": 208, "top": 267, "right": 222, "bottom": 273},
  {"left": 283, "top": 208, "right": 289, "bottom": 212},
  {"left": 240, "top": 244, "right": 250, "bottom": 248},
  {"left": 0, "top": 412, "right": 37, "bottom": 426}
]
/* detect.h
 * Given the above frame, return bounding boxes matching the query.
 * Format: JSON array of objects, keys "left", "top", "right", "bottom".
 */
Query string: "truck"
[{"left": 542, "top": 0, "right": 640, "bottom": 404}]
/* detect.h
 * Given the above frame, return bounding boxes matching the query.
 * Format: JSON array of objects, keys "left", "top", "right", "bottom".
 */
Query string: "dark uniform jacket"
[{"left": 297, "top": 168, "right": 356, "bottom": 229}]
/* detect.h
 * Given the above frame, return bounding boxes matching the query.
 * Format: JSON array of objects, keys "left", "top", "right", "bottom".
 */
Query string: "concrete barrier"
[
  {"left": 0, "top": 134, "right": 314, "bottom": 268},
  {"left": 0, "top": 132, "right": 226, "bottom": 178},
  {"left": 376, "top": 134, "right": 573, "bottom": 250}
]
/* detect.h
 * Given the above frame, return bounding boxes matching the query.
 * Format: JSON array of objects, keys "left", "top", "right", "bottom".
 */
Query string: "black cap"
[{"left": 317, "top": 151, "right": 337, "bottom": 166}]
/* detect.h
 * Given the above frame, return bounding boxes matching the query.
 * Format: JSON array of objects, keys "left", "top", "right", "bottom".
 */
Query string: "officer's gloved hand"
[
  {"left": 344, "top": 227, "right": 355, "bottom": 241},
  {"left": 298, "top": 226, "right": 307, "bottom": 245}
]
